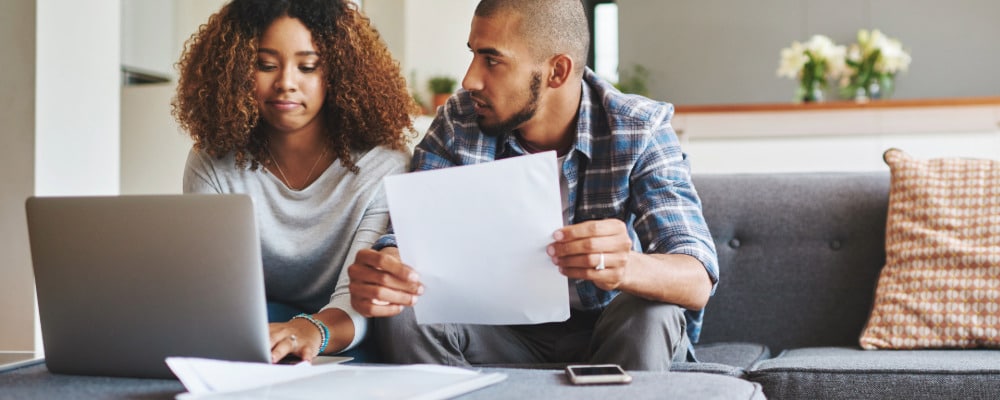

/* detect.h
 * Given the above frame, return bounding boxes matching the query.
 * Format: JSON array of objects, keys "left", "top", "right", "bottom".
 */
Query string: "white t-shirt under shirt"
[
  {"left": 183, "top": 146, "right": 409, "bottom": 351},
  {"left": 558, "top": 154, "right": 585, "bottom": 310}
]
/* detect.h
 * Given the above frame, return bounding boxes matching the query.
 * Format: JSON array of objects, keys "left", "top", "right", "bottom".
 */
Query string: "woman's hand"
[{"left": 267, "top": 318, "right": 324, "bottom": 363}]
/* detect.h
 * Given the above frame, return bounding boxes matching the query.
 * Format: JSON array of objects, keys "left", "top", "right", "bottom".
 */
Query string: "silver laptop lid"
[{"left": 25, "top": 194, "right": 270, "bottom": 379}]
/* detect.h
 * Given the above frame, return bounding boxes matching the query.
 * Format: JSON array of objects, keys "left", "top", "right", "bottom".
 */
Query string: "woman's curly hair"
[{"left": 172, "top": 0, "right": 418, "bottom": 172}]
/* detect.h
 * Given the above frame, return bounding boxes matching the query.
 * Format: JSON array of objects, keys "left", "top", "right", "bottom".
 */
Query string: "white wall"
[
  {"left": 118, "top": 0, "right": 225, "bottom": 195},
  {"left": 120, "top": 84, "right": 192, "bottom": 194},
  {"left": 617, "top": 0, "right": 1000, "bottom": 105},
  {"left": 365, "top": 0, "right": 477, "bottom": 105},
  {"left": 0, "top": 0, "right": 37, "bottom": 352},
  {"left": 362, "top": 0, "right": 406, "bottom": 70},
  {"left": 36, "top": 0, "right": 122, "bottom": 197},
  {"left": 403, "top": 0, "right": 477, "bottom": 102},
  {"left": 0, "top": 0, "right": 121, "bottom": 353}
]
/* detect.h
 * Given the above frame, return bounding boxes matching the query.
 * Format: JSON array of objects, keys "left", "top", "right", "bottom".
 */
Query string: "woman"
[{"left": 173, "top": 0, "right": 417, "bottom": 363}]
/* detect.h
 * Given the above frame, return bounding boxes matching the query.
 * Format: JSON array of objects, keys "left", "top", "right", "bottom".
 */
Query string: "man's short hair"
[{"left": 475, "top": 0, "right": 590, "bottom": 75}]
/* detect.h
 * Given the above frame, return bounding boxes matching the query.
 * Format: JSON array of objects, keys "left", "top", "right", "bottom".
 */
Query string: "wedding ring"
[
  {"left": 595, "top": 253, "right": 606, "bottom": 270},
  {"left": 372, "top": 299, "right": 390, "bottom": 306},
  {"left": 289, "top": 334, "right": 297, "bottom": 343}
]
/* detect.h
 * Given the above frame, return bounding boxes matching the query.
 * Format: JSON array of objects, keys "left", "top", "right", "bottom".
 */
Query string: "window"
[
  {"left": 592, "top": 2, "right": 618, "bottom": 82},
  {"left": 585, "top": 0, "right": 618, "bottom": 83}
]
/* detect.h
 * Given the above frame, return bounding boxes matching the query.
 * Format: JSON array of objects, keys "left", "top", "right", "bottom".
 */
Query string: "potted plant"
[
  {"left": 428, "top": 75, "right": 457, "bottom": 110},
  {"left": 614, "top": 64, "right": 651, "bottom": 97}
]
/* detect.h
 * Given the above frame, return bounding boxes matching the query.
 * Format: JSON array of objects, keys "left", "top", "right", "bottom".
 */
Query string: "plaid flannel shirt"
[{"left": 375, "top": 68, "right": 718, "bottom": 343}]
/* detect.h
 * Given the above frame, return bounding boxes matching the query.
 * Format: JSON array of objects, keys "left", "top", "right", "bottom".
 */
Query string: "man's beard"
[{"left": 477, "top": 72, "right": 542, "bottom": 137}]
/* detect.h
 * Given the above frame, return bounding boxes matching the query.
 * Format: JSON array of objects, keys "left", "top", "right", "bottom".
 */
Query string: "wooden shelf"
[
  {"left": 672, "top": 97, "right": 1000, "bottom": 174},
  {"left": 675, "top": 96, "right": 1000, "bottom": 114}
]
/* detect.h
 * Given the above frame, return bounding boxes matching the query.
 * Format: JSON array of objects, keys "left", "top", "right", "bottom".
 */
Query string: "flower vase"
[
  {"left": 799, "top": 79, "right": 824, "bottom": 103},
  {"left": 866, "top": 81, "right": 881, "bottom": 100},
  {"left": 878, "top": 75, "right": 895, "bottom": 99},
  {"left": 859, "top": 76, "right": 894, "bottom": 102}
]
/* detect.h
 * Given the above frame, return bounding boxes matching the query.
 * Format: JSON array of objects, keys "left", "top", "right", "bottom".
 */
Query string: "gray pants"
[{"left": 372, "top": 293, "right": 690, "bottom": 371}]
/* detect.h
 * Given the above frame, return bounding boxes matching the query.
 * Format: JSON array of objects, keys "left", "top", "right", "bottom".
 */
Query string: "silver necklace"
[{"left": 267, "top": 146, "right": 328, "bottom": 190}]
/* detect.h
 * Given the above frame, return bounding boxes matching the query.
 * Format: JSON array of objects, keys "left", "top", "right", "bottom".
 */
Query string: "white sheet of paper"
[
  {"left": 383, "top": 151, "right": 569, "bottom": 325},
  {"left": 166, "top": 357, "right": 506, "bottom": 400}
]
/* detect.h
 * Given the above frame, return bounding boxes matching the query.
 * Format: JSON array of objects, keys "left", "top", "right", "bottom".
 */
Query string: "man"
[{"left": 348, "top": 0, "right": 718, "bottom": 371}]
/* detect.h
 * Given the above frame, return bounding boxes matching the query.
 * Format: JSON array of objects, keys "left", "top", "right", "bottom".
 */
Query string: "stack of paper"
[{"left": 166, "top": 357, "right": 507, "bottom": 399}]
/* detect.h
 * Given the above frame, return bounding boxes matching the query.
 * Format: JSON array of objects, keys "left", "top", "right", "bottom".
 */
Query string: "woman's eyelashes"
[
  {"left": 256, "top": 62, "right": 276, "bottom": 72},
  {"left": 254, "top": 61, "right": 318, "bottom": 73}
]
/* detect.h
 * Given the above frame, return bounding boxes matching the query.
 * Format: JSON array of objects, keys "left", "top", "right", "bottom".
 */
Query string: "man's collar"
[{"left": 570, "top": 71, "right": 596, "bottom": 161}]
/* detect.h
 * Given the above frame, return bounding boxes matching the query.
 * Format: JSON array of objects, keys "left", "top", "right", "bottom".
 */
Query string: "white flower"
[
  {"left": 840, "top": 29, "right": 912, "bottom": 98},
  {"left": 804, "top": 35, "right": 836, "bottom": 57},
  {"left": 855, "top": 29, "right": 911, "bottom": 75},
  {"left": 846, "top": 45, "right": 863, "bottom": 63},
  {"left": 777, "top": 41, "right": 808, "bottom": 79},
  {"left": 877, "top": 38, "right": 911, "bottom": 74},
  {"left": 776, "top": 35, "right": 847, "bottom": 80},
  {"left": 823, "top": 41, "right": 848, "bottom": 79}
]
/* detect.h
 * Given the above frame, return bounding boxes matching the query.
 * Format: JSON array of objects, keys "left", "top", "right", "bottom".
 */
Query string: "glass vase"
[
  {"left": 878, "top": 75, "right": 895, "bottom": 99},
  {"left": 859, "top": 75, "right": 895, "bottom": 101},
  {"left": 866, "top": 81, "right": 881, "bottom": 100},
  {"left": 799, "top": 79, "right": 824, "bottom": 103}
]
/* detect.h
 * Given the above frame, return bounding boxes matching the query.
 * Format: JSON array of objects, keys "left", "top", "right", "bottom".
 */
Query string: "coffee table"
[{"left": 0, "top": 363, "right": 764, "bottom": 399}]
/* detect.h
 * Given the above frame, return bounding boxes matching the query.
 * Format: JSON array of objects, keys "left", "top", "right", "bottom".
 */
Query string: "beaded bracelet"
[{"left": 293, "top": 313, "right": 330, "bottom": 356}]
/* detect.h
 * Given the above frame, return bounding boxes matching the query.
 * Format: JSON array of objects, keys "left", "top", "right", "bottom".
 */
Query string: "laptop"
[{"left": 25, "top": 194, "right": 271, "bottom": 379}]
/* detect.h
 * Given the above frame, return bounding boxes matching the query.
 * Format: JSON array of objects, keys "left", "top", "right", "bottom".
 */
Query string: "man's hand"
[
  {"left": 348, "top": 247, "right": 424, "bottom": 317},
  {"left": 548, "top": 219, "right": 634, "bottom": 291},
  {"left": 550, "top": 219, "right": 712, "bottom": 309}
]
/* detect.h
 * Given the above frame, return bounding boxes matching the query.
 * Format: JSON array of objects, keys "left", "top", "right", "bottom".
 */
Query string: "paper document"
[
  {"left": 166, "top": 357, "right": 506, "bottom": 400},
  {"left": 383, "top": 151, "right": 570, "bottom": 325}
]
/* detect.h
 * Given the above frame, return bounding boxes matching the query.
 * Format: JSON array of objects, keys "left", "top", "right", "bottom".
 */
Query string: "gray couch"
[{"left": 681, "top": 172, "right": 1000, "bottom": 399}]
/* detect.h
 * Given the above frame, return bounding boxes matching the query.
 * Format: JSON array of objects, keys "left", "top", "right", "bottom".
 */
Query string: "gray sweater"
[{"left": 183, "top": 146, "right": 409, "bottom": 350}]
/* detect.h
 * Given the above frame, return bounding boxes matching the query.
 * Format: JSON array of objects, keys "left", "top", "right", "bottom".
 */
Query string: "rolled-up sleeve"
[{"left": 629, "top": 111, "right": 719, "bottom": 291}]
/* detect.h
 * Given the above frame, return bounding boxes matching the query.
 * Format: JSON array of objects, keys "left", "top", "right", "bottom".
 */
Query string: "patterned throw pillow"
[{"left": 859, "top": 148, "right": 1000, "bottom": 349}]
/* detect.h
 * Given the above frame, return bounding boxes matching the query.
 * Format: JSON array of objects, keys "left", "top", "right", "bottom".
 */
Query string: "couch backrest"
[{"left": 692, "top": 172, "right": 890, "bottom": 353}]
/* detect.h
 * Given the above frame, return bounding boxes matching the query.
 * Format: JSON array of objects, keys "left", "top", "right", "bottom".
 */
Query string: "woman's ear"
[{"left": 547, "top": 54, "right": 574, "bottom": 89}]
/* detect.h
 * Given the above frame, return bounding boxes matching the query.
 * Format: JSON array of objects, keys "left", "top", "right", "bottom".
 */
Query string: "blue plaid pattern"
[{"left": 375, "top": 69, "right": 718, "bottom": 343}]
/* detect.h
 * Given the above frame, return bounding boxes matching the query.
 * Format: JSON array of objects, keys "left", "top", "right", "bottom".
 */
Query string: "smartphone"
[{"left": 565, "top": 364, "right": 632, "bottom": 385}]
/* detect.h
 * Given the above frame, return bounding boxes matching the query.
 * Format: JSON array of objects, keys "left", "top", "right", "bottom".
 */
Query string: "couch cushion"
[
  {"left": 693, "top": 173, "right": 889, "bottom": 352},
  {"left": 694, "top": 342, "right": 771, "bottom": 370},
  {"left": 859, "top": 149, "right": 1000, "bottom": 349},
  {"left": 670, "top": 342, "right": 771, "bottom": 378},
  {"left": 748, "top": 346, "right": 1000, "bottom": 400}
]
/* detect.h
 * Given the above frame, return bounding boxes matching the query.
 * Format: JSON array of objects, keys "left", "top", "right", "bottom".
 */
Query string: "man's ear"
[{"left": 546, "top": 54, "right": 574, "bottom": 89}]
